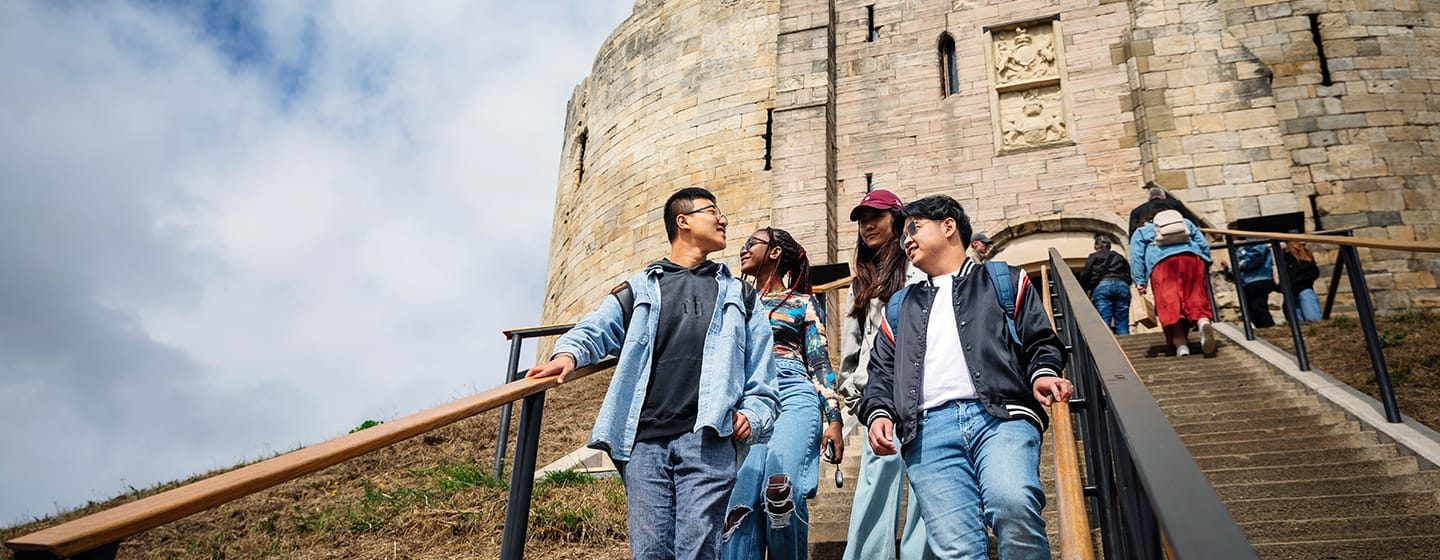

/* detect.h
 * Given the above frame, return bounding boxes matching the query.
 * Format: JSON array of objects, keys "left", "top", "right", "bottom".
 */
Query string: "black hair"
[
  {"left": 902, "top": 195, "right": 972, "bottom": 248},
  {"left": 1094, "top": 233, "right": 1112, "bottom": 247},
  {"left": 850, "top": 208, "right": 908, "bottom": 319},
  {"left": 663, "top": 187, "right": 717, "bottom": 242},
  {"left": 750, "top": 227, "right": 813, "bottom": 317}
]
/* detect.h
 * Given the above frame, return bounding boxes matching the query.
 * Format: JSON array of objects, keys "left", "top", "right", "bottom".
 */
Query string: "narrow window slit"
[
  {"left": 1309, "top": 14, "right": 1332, "bottom": 86},
  {"left": 763, "top": 109, "right": 773, "bottom": 171},
  {"left": 867, "top": 5, "right": 878, "bottom": 42}
]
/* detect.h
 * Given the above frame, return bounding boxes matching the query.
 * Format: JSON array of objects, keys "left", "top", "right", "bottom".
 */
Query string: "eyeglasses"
[
  {"left": 900, "top": 220, "right": 929, "bottom": 243},
  {"left": 741, "top": 237, "right": 769, "bottom": 252},
  {"left": 683, "top": 204, "right": 726, "bottom": 220}
]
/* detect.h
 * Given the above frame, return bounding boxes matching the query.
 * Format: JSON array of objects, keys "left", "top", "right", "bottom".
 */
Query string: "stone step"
[
  {"left": 1169, "top": 411, "right": 1348, "bottom": 435},
  {"left": 1214, "top": 471, "right": 1440, "bottom": 501},
  {"left": 1203, "top": 456, "right": 1420, "bottom": 485},
  {"left": 1159, "top": 394, "right": 1319, "bottom": 417},
  {"left": 1184, "top": 432, "right": 1377, "bottom": 457},
  {"left": 1240, "top": 513, "right": 1440, "bottom": 544},
  {"left": 1137, "top": 367, "right": 1267, "bottom": 385},
  {"left": 1147, "top": 380, "right": 1295, "bottom": 400},
  {"left": 1223, "top": 491, "right": 1440, "bottom": 521},
  {"left": 1194, "top": 443, "right": 1398, "bottom": 470},
  {"left": 1131, "top": 356, "right": 1252, "bottom": 373},
  {"left": 1146, "top": 388, "right": 1319, "bottom": 405},
  {"left": 1167, "top": 403, "right": 1330, "bottom": 425},
  {"left": 1179, "top": 420, "right": 1357, "bottom": 446},
  {"left": 1252, "top": 534, "right": 1440, "bottom": 560}
]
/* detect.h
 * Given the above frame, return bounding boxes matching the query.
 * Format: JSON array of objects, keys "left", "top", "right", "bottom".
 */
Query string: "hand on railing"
[
  {"left": 867, "top": 417, "right": 898, "bottom": 456},
  {"left": 526, "top": 352, "right": 577, "bottom": 384},
  {"left": 1033, "top": 376, "right": 1074, "bottom": 407}
]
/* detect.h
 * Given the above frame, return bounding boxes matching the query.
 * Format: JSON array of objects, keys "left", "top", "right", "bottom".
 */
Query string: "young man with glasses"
[
  {"left": 859, "top": 195, "right": 1071, "bottom": 559},
  {"left": 528, "top": 187, "right": 779, "bottom": 560}
]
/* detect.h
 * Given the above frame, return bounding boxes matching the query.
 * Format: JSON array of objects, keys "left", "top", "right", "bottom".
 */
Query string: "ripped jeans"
[{"left": 722, "top": 361, "right": 822, "bottom": 559}]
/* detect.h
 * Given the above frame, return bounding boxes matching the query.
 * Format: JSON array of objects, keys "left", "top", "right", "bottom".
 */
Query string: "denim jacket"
[
  {"left": 1129, "top": 218, "right": 1211, "bottom": 287},
  {"left": 552, "top": 261, "right": 780, "bottom": 462},
  {"left": 1235, "top": 244, "right": 1275, "bottom": 286}
]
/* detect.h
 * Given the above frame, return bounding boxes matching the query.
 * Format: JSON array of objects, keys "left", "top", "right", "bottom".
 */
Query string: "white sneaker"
[
  {"left": 1175, "top": 344, "right": 1191, "bottom": 357},
  {"left": 1199, "top": 319, "right": 1217, "bottom": 355}
]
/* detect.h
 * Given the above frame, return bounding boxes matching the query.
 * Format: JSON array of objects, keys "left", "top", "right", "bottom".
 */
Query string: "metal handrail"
[
  {"left": 1202, "top": 227, "right": 1408, "bottom": 422},
  {"left": 1047, "top": 248, "right": 1256, "bottom": 559},
  {"left": 4, "top": 356, "right": 618, "bottom": 559},
  {"left": 491, "top": 323, "right": 577, "bottom": 480}
]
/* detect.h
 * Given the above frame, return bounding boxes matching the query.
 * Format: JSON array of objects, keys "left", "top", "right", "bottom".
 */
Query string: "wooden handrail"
[
  {"left": 813, "top": 275, "right": 853, "bottom": 294},
  {"left": 1201, "top": 228, "right": 1440, "bottom": 253},
  {"left": 4, "top": 358, "right": 619, "bottom": 558},
  {"left": 1051, "top": 400, "right": 1095, "bottom": 560}
]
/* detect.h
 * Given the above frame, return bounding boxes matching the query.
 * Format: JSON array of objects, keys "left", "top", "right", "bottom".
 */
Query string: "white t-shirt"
[{"left": 921, "top": 269, "right": 977, "bottom": 409}]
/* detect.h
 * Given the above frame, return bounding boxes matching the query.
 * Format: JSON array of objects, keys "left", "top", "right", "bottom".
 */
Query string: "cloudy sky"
[{"left": 0, "top": 0, "right": 633, "bottom": 526}]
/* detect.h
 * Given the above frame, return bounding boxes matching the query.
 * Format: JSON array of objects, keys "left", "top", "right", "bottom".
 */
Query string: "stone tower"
[{"left": 541, "top": 0, "right": 1440, "bottom": 329}]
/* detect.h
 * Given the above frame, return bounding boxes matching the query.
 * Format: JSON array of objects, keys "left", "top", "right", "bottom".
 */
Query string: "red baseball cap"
[{"left": 849, "top": 189, "right": 903, "bottom": 221}]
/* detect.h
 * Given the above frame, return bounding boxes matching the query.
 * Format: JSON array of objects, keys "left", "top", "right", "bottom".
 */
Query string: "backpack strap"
[
  {"left": 882, "top": 285, "right": 911, "bottom": 344},
  {"left": 984, "top": 261, "right": 1022, "bottom": 346}
]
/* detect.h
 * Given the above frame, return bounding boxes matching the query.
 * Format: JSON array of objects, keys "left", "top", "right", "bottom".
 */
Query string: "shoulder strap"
[
  {"left": 611, "top": 282, "right": 635, "bottom": 332},
  {"left": 984, "top": 261, "right": 1022, "bottom": 345},
  {"left": 883, "top": 285, "right": 911, "bottom": 343}
]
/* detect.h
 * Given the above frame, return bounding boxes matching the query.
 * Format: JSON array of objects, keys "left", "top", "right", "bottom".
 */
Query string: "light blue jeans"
[
  {"left": 902, "top": 401, "right": 1049, "bottom": 560},
  {"left": 1297, "top": 288, "right": 1322, "bottom": 322},
  {"left": 843, "top": 436, "right": 934, "bottom": 560},
  {"left": 1091, "top": 279, "right": 1131, "bottom": 336},
  {"left": 618, "top": 428, "right": 737, "bottom": 560},
  {"left": 723, "top": 362, "right": 822, "bottom": 559}
]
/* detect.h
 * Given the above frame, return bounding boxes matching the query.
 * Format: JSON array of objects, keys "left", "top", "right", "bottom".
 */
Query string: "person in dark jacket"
[
  {"left": 1078, "top": 234, "right": 1132, "bottom": 335},
  {"left": 1127, "top": 184, "right": 1202, "bottom": 235},
  {"left": 1281, "top": 241, "right": 1323, "bottom": 322},
  {"left": 859, "top": 195, "right": 1071, "bottom": 559}
]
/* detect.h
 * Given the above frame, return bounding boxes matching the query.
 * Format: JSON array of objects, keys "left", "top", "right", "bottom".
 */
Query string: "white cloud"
[{"left": 0, "top": 0, "right": 633, "bottom": 526}]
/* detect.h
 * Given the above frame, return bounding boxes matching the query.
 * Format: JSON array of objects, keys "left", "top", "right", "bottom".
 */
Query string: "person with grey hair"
[
  {"left": 1127, "top": 182, "right": 1202, "bottom": 235},
  {"left": 1078, "top": 234, "right": 1133, "bottom": 335}
]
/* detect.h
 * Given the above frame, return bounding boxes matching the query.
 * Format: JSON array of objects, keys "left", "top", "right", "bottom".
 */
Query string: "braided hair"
[{"left": 752, "top": 227, "right": 813, "bottom": 318}]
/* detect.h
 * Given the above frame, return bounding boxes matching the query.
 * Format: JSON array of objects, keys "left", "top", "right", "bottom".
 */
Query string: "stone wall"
[{"left": 540, "top": 0, "right": 781, "bottom": 330}]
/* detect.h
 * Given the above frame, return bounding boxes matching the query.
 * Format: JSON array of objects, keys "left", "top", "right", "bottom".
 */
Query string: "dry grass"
[
  {"left": 1, "top": 368, "right": 631, "bottom": 559},
  {"left": 1255, "top": 309, "right": 1440, "bottom": 431}
]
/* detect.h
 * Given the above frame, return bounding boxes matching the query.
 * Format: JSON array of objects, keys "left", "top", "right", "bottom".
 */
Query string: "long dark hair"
[
  {"left": 751, "top": 227, "right": 813, "bottom": 319},
  {"left": 849, "top": 208, "right": 908, "bottom": 319}
]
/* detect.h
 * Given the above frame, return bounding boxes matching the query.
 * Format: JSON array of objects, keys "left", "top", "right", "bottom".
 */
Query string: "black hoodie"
[{"left": 635, "top": 259, "right": 722, "bottom": 442}]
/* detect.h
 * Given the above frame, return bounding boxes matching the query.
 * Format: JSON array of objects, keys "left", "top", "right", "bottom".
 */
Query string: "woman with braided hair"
[{"left": 722, "top": 226, "right": 840, "bottom": 559}]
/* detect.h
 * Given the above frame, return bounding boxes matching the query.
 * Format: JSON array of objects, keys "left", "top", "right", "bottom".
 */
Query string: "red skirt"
[{"left": 1151, "top": 253, "right": 1214, "bottom": 328}]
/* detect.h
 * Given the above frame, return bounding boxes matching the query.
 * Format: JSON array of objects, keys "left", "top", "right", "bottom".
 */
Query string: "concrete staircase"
[{"left": 1121, "top": 331, "right": 1440, "bottom": 560}]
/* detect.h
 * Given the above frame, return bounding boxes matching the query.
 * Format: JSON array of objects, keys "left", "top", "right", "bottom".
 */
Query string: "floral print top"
[{"left": 761, "top": 291, "right": 842, "bottom": 424}]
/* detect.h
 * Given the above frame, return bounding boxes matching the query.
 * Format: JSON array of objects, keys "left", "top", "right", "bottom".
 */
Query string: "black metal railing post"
[
  {"left": 1322, "top": 231, "right": 1353, "bottom": 320},
  {"left": 1339, "top": 246, "right": 1402, "bottom": 423},
  {"left": 1226, "top": 235, "right": 1256, "bottom": 341},
  {"left": 1270, "top": 240, "right": 1310, "bottom": 371},
  {"left": 493, "top": 336, "right": 526, "bottom": 480},
  {"left": 500, "top": 390, "right": 547, "bottom": 559}
]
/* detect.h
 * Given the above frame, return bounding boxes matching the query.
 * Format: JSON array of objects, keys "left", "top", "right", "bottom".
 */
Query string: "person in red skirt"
[{"left": 1128, "top": 209, "right": 1216, "bottom": 356}]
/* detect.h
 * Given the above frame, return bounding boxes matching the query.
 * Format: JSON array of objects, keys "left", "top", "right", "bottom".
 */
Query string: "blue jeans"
[
  {"left": 1297, "top": 288, "right": 1322, "bottom": 322},
  {"left": 618, "top": 428, "right": 737, "bottom": 560},
  {"left": 1091, "top": 279, "right": 1131, "bottom": 336},
  {"left": 902, "top": 401, "right": 1049, "bottom": 560},
  {"left": 723, "top": 362, "right": 822, "bottom": 559},
  {"left": 843, "top": 435, "right": 934, "bottom": 560}
]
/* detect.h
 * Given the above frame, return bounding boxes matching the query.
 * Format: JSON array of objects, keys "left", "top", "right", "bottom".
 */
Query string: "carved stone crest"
[
  {"left": 994, "top": 26, "right": 1057, "bottom": 84},
  {"left": 999, "top": 87, "right": 1068, "bottom": 149}
]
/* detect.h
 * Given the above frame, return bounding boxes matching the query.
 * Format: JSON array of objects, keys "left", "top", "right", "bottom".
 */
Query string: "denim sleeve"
[
  {"left": 859, "top": 319, "right": 897, "bottom": 426},
  {"left": 1187, "top": 219, "right": 1211, "bottom": 262},
  {"left": 736, "top": 290, "right": 780, "bottom": 443},
  {"left": 551, "top": 295, "right": 626, "bottom": 368},
  {"left": 1129, "top": 229, "right": 1150, "bottom": 287}
]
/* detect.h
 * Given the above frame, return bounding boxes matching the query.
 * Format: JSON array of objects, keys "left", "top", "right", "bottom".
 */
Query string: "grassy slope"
[{"left": 2, "top": 369, "right": 630, "bottom": 559}]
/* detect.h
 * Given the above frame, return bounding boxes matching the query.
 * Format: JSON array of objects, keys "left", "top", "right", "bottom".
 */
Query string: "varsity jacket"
[{"left": 858, "top": 259, "right": 1066, "bottom": 445}]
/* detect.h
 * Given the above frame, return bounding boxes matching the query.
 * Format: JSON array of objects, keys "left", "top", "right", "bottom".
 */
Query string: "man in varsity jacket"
[{"left": 859, "top": 194, "right": 1071, "bottom": 560}]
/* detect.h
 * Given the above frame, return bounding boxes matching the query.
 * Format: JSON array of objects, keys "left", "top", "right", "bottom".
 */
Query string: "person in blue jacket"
[
  {"left": 1130, "top": 212, "right": 1216, "bottom": 356},
  {"left": 529, "top": 187, "right": 780, "bottom": 560},
  {"left": 1232, "top": 241, "right": 1277, "bottom": 328}
]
